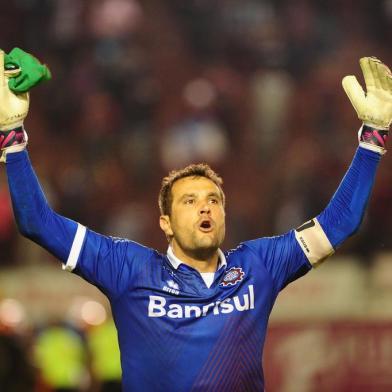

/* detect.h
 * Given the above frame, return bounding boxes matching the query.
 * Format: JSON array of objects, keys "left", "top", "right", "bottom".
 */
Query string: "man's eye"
[
  {"left": 209, "top": 198, "right": 218, "bottom": 204},
  {"left": 185, "top": 199, "right": 194, "bottom": 204}
]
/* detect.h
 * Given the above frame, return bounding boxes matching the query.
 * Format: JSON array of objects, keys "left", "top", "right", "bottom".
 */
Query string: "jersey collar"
[{"left": 167, "top": 246, "right": 227, "bottom": 271}]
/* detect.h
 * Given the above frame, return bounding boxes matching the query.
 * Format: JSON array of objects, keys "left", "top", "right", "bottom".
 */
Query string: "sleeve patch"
[
  {"left": 62, "top": 223, "right": 87, "bottom": 272},
  {"left": 294, "top": 218, "right": 334, "bottom": 267}
]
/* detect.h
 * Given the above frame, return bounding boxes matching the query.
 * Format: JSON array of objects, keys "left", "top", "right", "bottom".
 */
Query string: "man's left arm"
[{"left": 294, "top": 57, "right": 392, "bottom": 268}]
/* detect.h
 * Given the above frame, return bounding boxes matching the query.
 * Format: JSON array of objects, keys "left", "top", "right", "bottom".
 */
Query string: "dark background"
[{"left": 0, "top": 0, "right": 391, "bottom": 266}]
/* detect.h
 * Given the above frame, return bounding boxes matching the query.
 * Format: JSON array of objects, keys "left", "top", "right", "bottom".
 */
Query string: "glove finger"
[
  {"left": 369, "top": 57, "right": 382, "bottom": 90},
  {"left": 387, "top": 73, "right": 392, "bottom": 95},
  {"left": 0, "top": 50, "right": 4, "bottom": 87},
  {"left": 342, "top": 75, "right": 366, "bottom": 116},
  {"left": 360, "top": 57, "right": 376, "bottom": 92},
  {"left": 376, "top": 61, "right": 391, "bottom": 91},
  {"left": 385, "top": 64, "right": 392, "bottom": 94}
]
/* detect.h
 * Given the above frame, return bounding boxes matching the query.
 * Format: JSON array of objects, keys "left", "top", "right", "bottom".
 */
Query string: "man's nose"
[{"left": 199, "top": 203, "right": 211, "bottom": 215}]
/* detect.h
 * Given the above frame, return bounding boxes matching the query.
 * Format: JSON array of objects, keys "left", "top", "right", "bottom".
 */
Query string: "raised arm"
[
  {"left": 6, "top": 150, "right": 81, "bottom": 262},
  {"left": 294, "top": 57, "right": 392, "bottom": 267},
  {"left": 0, "top": 49, "right": 80, "bottom": 262},
  {"left": 0, "top": 49, "right": 153, "bottom": 298}
]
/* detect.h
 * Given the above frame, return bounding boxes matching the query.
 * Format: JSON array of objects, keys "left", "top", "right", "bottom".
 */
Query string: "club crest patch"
[{"left": 220, "top": 267, "right": 245, "bottom": 287}]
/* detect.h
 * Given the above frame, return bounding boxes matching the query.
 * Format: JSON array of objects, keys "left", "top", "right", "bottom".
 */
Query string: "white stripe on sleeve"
[{"left": 62, "top": 223, "right": 87, "bottom": 272}]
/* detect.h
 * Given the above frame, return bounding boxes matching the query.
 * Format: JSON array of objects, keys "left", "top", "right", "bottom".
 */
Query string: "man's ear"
[{"left": 159, "top": 215, "right": 173, "bottom": 237}]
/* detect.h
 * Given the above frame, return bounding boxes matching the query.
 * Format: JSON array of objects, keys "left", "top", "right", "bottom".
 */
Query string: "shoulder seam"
[{"left": 241, "top": 241, "right": 280, "bottom": 296}]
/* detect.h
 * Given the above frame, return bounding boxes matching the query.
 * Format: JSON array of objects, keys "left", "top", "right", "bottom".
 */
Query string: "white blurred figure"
[
  {"left": 88, "top": 0, "right": 143, "bottom": 39},
  {"left": 161, "top": 117, "right": 229, "bottom": 170},
  {"left": 161, "top": 78, "right": 229, "bottom": 169},
  {"left": 251, "top": 70, "right": 294, "bottom": 159}
]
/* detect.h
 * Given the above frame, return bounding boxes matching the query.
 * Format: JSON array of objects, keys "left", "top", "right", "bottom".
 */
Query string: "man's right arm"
[
  {"left": 6, "top": 149, "right": 81, "bottom": 263},
  {"left": 5, "top": 148, "right": 154, "bottom": 298},
  {"left": 0, "top": 49, "right": 153, "bottom": 298},
  {"left": 0, "top": 48, "right": 82, "bottom": 264}
]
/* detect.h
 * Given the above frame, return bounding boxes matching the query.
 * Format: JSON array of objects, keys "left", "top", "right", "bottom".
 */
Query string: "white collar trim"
[{"left": 167, "top": 246, "right": 227, "bottom": 271}]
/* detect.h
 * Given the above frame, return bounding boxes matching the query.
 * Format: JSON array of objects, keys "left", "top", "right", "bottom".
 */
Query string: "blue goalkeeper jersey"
[
  {"left": 66, "top": 226, "right": 311, "bottom": 391},
  {"left": 6, "top": 147, "right": 381, "bottom": 391}
]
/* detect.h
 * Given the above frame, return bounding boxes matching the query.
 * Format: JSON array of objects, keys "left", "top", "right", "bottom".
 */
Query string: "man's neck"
[{"left": 171, "top": 242, "right": 219, "bottom": 273}]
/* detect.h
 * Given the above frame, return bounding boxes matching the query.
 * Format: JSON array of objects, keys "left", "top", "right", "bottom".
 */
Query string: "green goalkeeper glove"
[
  {"left": 5, "top": 47, "right": 51, "bottom": 93},
  {"left": 0, "top": 48, "right": 51, "bottom": 162},
  {"left": 342, "top": 57, "right": 392, "bottom": 154}
]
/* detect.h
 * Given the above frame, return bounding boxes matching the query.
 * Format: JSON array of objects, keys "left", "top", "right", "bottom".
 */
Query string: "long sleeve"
[
  {"left": 6, "top": 149, "right": 155, "bottom": 299},
  {"left": 317, "top": 146, "right": 381, "bottom": 248},
  {"left": 5, "top": 150, "right": 79, "bottom": 262}
]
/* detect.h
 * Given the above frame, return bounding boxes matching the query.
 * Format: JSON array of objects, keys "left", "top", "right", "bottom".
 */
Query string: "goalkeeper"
[{"left": 1, "top": 48, "right": 391, "bottom": 391}]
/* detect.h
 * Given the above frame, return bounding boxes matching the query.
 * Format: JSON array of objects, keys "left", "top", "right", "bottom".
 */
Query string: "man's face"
[{"left": 160, "top": 176, "right": 226, "bottom": 258}]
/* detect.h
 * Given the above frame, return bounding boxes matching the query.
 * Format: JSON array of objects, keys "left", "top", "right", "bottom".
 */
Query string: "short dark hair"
[{"left": 159, "top": 163, "right": 225, "bottom": 216}]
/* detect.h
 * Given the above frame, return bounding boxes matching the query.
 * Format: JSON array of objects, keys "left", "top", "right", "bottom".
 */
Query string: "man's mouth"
[{"left": 199, "top": 219, "right": 213, "bottom": 232}]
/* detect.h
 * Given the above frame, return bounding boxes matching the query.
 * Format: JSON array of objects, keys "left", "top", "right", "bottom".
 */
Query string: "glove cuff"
[
  {"left": 358, "top": 124, "right": 388, "bottom": 155},
  {"left": 0, "top": 125, "right": 28, "bottom": 163}
]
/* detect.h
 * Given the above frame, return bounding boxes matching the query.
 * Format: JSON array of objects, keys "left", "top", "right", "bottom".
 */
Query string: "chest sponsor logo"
[
  {"left": 148, "top": 285, "right": 255, "bottom": 319},
  {"left": 162, "top": 280, "right": 180, "bottom": 295},
  {"left": 219, "top": 267, "right": 245, "bottom": 287}
]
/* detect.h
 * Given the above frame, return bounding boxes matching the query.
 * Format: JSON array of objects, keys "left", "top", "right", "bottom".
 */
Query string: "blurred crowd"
[
  {"left": 0, "top": 0, "right": 391, "bottom": 266},
  {"left": 0, "top": 306, "right": 122, "bottom": 392},
  {"left": 0, "top": 0, "right": 392, "bottom": 390}
]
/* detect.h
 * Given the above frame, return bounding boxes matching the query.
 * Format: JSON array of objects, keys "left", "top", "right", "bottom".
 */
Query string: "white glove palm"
[{"left": 342, "top": 57, "right": 392, "bottom": 130}]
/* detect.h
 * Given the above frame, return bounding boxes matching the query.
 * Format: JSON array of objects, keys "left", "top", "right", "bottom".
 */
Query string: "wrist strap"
[
  {"left": 358, "top": 124, "right": 388, "bottom": 155},
  {"left": 0, "top": 126, "right": 28, "bottom": 163},
  {"left": 0, "top": 126, "right": 26, "bottom": 149}
]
